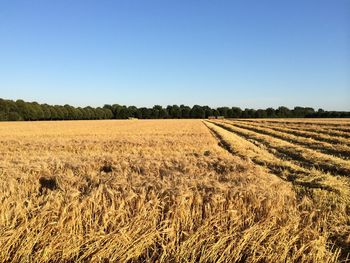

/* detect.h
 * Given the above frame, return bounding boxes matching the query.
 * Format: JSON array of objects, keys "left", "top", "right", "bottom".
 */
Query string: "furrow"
[
  {"left": 237, "top": 119, "right": 350, "bottom": 128},
  {"left": 221, "top": 120, "right": 350, "bottom": 160},
  {"left": 233, "top": 119, "right": 350, "bottom": 139},
  {"left": 230, "top": 119, "right": 350, "bottom": 146},
  {"left": 204, "top": 121, "right": 347, "bottom": 193},
  {"left": 210, "top": 121, "right": 350, "bottom": 177}
]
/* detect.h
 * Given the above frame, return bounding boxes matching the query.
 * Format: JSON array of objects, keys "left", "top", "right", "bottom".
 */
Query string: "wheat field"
[{"left": 0, "top": 119, "right": 349, "bottom": 262}]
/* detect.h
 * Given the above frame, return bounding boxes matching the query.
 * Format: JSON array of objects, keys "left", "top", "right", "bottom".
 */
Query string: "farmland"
[{"left": 0, "top": 119, "right": 349, "bottom": 262}]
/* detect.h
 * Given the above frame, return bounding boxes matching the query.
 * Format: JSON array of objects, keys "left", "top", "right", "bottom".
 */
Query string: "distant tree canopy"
[{"left": 0, "top": 98, "right": 349, "bottom": 121}]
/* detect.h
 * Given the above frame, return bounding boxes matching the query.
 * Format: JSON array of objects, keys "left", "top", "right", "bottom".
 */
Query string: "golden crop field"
[{"left": 0, "top": 119, "right": 349, "bottom": 262}]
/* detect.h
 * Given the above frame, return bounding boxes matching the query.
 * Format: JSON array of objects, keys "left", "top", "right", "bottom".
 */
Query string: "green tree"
[
  {"left": 276, "top": 106, "right": 291, "bottom": 118},
  {"left": 31, "top": 102, "right": 44, "bottom": 120},
  {"left": 255, "top": 109, "right": 267, "bottom": 118},
  {"left": 180, "top": 105, "right": 191, "bottom": 118},
  {"left": 49, "top": 106, "right": 58, "bottom": 120},
  {"left": 8, "top": 112, "right": 22, "bottom": 121},
  {"left": 141, "top": 107, "right": 151, "bottom": 119},
  {"left": 41, "top": 104, "right": 52, "bottom": 120},
  {"left": 231, "top": 107, "right": 242, "bottom": 118},
  {"left": 151, "top": 105, "right": 161, "bottom": 119},
  {"left": 103, "top": 108, "right": 114, "bottom": 119},
  {"left": 16, "top": 100, "right": 31, "bottom": 120},
  {"left": 128, "top": 106, "right": 138, "bottom": 118},
  {"left": 266, "top": 108, "right": 276, "bottom": 118},
  {"left": 217, "top": 107, "right": 229, "bottom": 117},
  {"left": 190, "top": 105, "right": 205, "bottom": 118},
  {"left": 55, "top": 106, "right": 65, "bottom": 120}
]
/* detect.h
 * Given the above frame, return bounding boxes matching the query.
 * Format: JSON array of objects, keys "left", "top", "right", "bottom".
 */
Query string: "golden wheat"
[{"left": 0, "top": 119, "right": 349, "bottom": 262}]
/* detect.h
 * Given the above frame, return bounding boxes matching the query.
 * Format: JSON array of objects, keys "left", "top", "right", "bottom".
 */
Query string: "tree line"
[{"left": 0, "top": 98, "right": 349, "bottom": 121}]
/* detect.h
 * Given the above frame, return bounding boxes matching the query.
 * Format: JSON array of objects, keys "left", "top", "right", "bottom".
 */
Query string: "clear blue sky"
[{"left": 0, "top": 0, "right": 349, "bottom": 110}]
